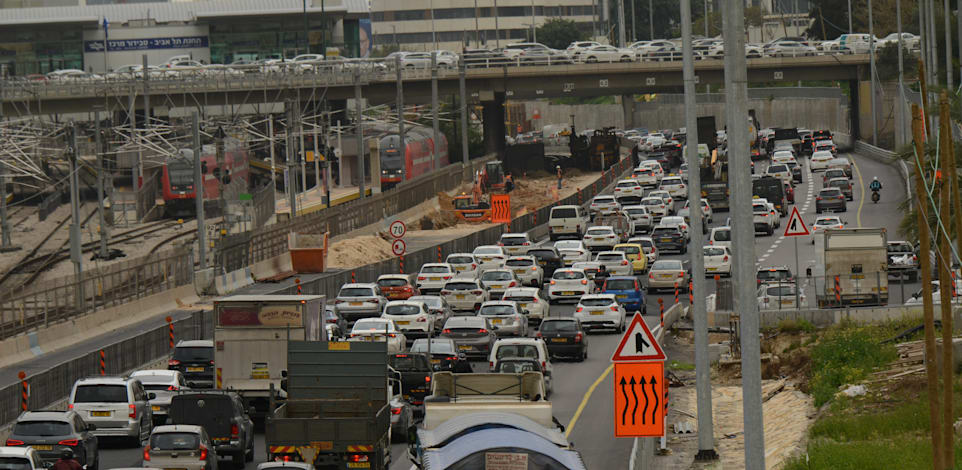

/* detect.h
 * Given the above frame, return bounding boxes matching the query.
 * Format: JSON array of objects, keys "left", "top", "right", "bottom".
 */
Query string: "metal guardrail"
[
  {"left": 214, "top": 155, "right": 496, "bottom": 273},
  {"left": 0, "top": 248, "right": 194, "bottom": 340},
  {"left": 251, "top": 183, "right": 276, "bottom": 231}
]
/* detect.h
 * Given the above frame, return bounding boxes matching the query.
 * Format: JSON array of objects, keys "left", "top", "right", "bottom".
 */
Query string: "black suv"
[
  {"left": 651, "top": 226, "right": 687, "bottom": 254},
  {"left": 168, "top": 340, "right": 214, "bottom": 388},
  {"left": 168, "top": 391, "right": 254, "bottom": 468},
  {"left": 7, "top": 410, "right": 99, "bottom": 468},
  {"left": 526, "top": 247, "right": 564, "bottom": 278}
]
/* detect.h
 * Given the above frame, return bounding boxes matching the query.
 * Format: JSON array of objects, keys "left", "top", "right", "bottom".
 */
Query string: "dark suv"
[
  {"left": 651, "top": 226, "right": 687, "bottom": 254},
  {"left": 815, "top": 188, "right": 847, "bottom": 213},
  {"left": 526, "top": 247, "right": 563, "bottom": 278},
  {"left": 168, "top": 340, "right": 214, "bottom": 388},
  {"left": 7, "top": 411, "right": 98, "bottom": 468},
  {"left": 168, "top": 391, "right": 254, "bottom": 468}
]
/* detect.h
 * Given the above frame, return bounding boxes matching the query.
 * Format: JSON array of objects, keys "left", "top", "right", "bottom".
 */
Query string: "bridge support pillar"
[
  {"left": 481, "top": 91, "right": 506, "bottom": 156},
  {"left": 848, "top": 79, "right": 861, "bottom": 143},
  {"left": 621, "top": 94, "right": 636, "bottom": 129}
]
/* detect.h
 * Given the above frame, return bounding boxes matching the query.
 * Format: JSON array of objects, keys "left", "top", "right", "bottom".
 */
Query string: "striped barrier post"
[
  {"left": 953, "top": 271, "right": 958, "bottom": 297},
  {"left": 295, "top": 278, "right": 302, "bottom": 294},
  {"left": 18, "top": 371, "right": 27, "bottom": 411},
  {"left": 216, "top": 368, "right": 223, "bottom": 388},
  {"left": 658, "top": 298, "right": 664, "bottom": 329},
  {"left": 688, "top": 280, "right": 693, "bottom": 305},
  {"left": 351, "top": 271, "right": 357, "bottom": 283},
  {"left": 577, "top": 188, "right": 582, "bottom": 205},
  {"left": 166, "top": 316, "right": 174, "bottom": 349},
  {"left": 674, "top": 282, "right": 679, "bottom": 305},
  {"left": 400, "top": 255, "right": 405, "bottom": 274},
  {"left": 99, "top": 350, "right": 105, "bottom": 375},
  {"left": 437, "top": 246, "right": 442, "bottom": 262},
  {"left": 834, "top": 275, "right": 841, "bottom": 306}
]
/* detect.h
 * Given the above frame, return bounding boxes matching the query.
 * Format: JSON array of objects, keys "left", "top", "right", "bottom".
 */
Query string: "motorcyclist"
[
  {"left": 52, "top": 449, "right": 82, "bottom": 470},
  {"left": 869, "top": 177, "right": 882, "bottom": 192},
  {"left": 593, "top": 265, "right": 610, "bottom": 292}
]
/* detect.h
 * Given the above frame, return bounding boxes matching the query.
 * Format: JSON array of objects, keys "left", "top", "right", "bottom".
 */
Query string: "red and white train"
[
  {"left": 160, "top": 140, "right": 250, "bottom": 217},
  {"left": 378, "top": 126, "right": 449, "bottom": 189}
]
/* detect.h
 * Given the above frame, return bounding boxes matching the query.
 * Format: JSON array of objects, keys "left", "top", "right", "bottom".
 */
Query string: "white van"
[
  {"left": 548, "top": 205, "right": 590, "bottom": 241},
  {"left": 709, "top": 226, "right": 732, "bottom": 248},
  {"left": 488, "top": 338, "right": 554, "bottom": 394}
]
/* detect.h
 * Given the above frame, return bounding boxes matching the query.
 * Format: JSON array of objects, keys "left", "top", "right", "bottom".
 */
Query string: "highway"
[{"left": 86, "top": 148, "right": 912, "bottom": 470}]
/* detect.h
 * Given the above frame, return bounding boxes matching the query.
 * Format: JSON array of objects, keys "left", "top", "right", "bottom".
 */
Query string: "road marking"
[
  {"left": 565, "top": 362, "right": 614, "bottom": 439},
  {"left": 851, "top": 155, "right": 865, "bottom": 228}
]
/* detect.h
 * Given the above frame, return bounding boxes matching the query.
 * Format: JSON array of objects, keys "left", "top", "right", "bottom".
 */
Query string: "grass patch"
[
  {"left": 777, "top": 318, "right": 817, "bottom": 334},
  {"left": 668, "top": 360, "right": 695, "bottom": 371},
  {"left": 809, "top": 323, "right": 897, "bottom": 407},
  {"left": 810, "top": 399, "right": 931, "bottom": 441}
]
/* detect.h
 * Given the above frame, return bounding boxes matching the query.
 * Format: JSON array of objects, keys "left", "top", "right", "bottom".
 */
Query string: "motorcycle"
[{"left": 871, "top": 189, "right": 880, "bottom": 203}]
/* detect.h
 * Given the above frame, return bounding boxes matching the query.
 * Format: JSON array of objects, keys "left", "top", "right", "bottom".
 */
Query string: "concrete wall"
[{"left": 522, "top": 89, "right": 851, "bottom": 135}]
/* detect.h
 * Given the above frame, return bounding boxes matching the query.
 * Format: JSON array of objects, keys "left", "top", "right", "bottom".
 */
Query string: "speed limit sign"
[{"left": 389, "top": 220, "right": 406, "bottom": 239}]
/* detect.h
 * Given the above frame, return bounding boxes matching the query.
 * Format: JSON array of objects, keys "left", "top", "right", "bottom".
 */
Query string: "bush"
[
  {"left": 778, "top": 318, "right": 817, "bottom": 334},
  {"left": 809, "top": 324, "right": 897, "bottom": 407}
]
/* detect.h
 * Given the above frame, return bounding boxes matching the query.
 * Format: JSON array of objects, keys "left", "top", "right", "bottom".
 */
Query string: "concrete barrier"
[
  {"left": 213, "top": 266, "right": 255, "bottom": 295},
  {"left": 250, "top": 252, "right": 294, "bottom": 280},
  {"left": 0, "top": 284, "right": 201, "bottom": 369}
]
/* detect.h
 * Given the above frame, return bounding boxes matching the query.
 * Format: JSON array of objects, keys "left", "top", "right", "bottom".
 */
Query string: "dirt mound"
[
  {"left": 418, "top": 209, "right": 459, "bottom": 230},
  {"left": 326, "top": 235, "right": 395, "bottom": 268}
]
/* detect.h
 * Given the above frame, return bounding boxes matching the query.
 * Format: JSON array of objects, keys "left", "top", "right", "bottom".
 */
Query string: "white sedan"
[
  {"left": 555, "top": 240, "right": 590, "bottom": 265},
  {"left": 349, "top": 318, "right": 406, "bottom": 353},
  {"left": 473, "top": 245, "right": 507, "bottom": 270},
  {"left": 641, "top": 196, "right": 670, "bottom": 221},
  {"left": 501, "top": 287, "right": 549, "bottom": 325},
  {"left": 658, "top": 176, "right": 688, "bottom": 199},
  {"left": 594, "top": 251, "right": 632, "bottom": 276},
  {"left": 578, "top": 45, "right": 636, "bottom": 63},
  {"left": 658, "top": 216, "right": 691, "bottom": 241},
  {"left": 504, "top": 256, "right": 544, "bottom": 286},
  {"left": 583, "top": 226, "right": 620, "bottom": 252},
  {"left": 614, "top": 179, "right": 644, "bottom": 198},
  {"left": 678, "top": 198, "right": 713, "bottom": 224},
  {"left": 703, "top": 245, "right": 732, "bottom": 277},
  {"left": 757, "top": 283, "right": 806, "bottom": 310},
  {"left": 810, "top": 151, "right": 835, "bottom": 171}
]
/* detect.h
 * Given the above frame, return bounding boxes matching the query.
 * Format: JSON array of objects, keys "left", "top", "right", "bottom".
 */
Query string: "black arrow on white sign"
[{"left": 634, "top": 331, "right": 650, "bottom": 353}]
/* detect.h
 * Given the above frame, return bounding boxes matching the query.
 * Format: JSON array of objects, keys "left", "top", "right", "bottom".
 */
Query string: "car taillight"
[
  {"left": 143, "top": 446, "right": 151, "bottom": 461},
  {"left": 509, "top": 281, "right": 516, "bottom": 287},
  {"left": 199, "top": 445, "right": 208, "bottom": 461},
  {"left": 649, "top": 273, "right": 654, "bottom": 279},
  {"left": 531, "top": 266, "right": 538, "bottom": 271},
  {"left": 542, "top": 361, "right": 547, "bottom": 370},
  {"left": 581, "top": 279, "right": 588, "bottom": 285},
  {"left": 472, "top": 263, "right": 477, "bottom": 269},
  {"left": 816, "top": 197, "right": 822, "bottom": 200},
  {"left": 418, "top": 276, "right": 426, "bottom": 281},
  {"left": 231, "top": 424, "right": 239, "bottom": 438},
  {"left": 129, "top": 404, "right": 137, "bottom": 419},
  {"left": 417, "top": 317, "right": 427, "bottom": 322},
  {"left": 723, "top": 256, "right": 729, "bottom": 262},
  {"left": 440, "top": 290, "right": 451, "bottom": 295},
  {"left": 387, "top": 333, "right": 397, "bottom": 337},
  {"left": 576, "top": 224, "right": 581, "bottom": 231},
  {"left": 472, "top": 290, "right": 483, "bottom": 295},
  {"left": 334, "top": 299, "right": 344, "bottom": 304},
  {"left": 58, "top": 439, "right": 79, "bottom": 446},
  {"left": 168, "top": 359, "right": 181, "bottom": 366},
  {"left": 167, "top": 385, "right": 179, "bottom": 391},
  {"left": 622, "top": 260, "right": 628, "bottom": 265},
  {"left": 575, "top": 333, "right": 583, "bottom": 343},
  {"left": 550, "top": 280, "right": 556, "bottom": 285},
  {"left": 391, "top": 407, "right": 402, "bottom": 415},
  {"left": 348, "top": 454, "right": 370, "bottom": 463},
  {"left": 425, "top": 375, "right": 431, "bottom": 383},
  {"left": 5, "top": 439, "right": 24, "bottom": 446},
  {"left": 490, "top": 361, "right": 495, "bottom": 367},
  {"left": 350, "top": 333, "right": 359, "bottom": 338}
]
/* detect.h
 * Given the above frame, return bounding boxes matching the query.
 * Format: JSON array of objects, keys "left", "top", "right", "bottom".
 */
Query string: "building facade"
[
  {"left": 371, "top": 0, "right": 597, "bottom": 52},
  {"left": 0, "top": 0, "right": 369, "bottom": 76}
]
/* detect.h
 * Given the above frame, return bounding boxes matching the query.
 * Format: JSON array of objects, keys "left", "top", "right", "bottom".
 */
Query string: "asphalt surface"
[{"left": 60, "top": 147, "right": 916, "bottom": 470}]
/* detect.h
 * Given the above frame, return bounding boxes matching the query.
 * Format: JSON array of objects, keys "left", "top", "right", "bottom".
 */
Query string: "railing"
[
  {"left": 0, "top": 248, "right": 193, "bottom": 340},
  {"left": 251, "top": 183, "right": 276, "bottom": 230}
]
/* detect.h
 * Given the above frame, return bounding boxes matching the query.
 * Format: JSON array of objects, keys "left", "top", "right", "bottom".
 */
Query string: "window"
[
  {"left": 580, "top": 297, "right": 614, "bottom": 306},
  {"left": 338, "top": 287, "right": 375, "bottom": 297},
  {"left": 378, "top": 278, "right": 408, "bottom": 287},
  {"left": 479, "top": 305, "right": 515, "bottom": 316},
  {"left": 13, "top": 421, "right": 72, "bottom": 436},
  {"left": 540, "top": 321, "right": 577, "bottom": 333},
  {"left": 73, "top": 385, "right": 128, "bottom": 403},
  {"left": 385, "top": 304, "right": 421, "bottom": 315},
  {"left": 150, "top": 432, "right": 200, "bottom": 450},
  {"left": 605, "top": 279, "right": 635, "bottom": 290},
  {"left": 0, "top": 457, "right": 32, "bottom": 470},
  {"left": 173, "top": 347, "right": 213, "bottom": 362}
]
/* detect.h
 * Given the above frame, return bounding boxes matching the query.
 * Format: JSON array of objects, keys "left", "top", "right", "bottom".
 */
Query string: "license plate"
[
  {"left": 519, "top": 303, "right": 528, "bottom": 308},
  {"left": 347, "top": 464, "right": 371, "bottom": 469},
  {"left": 403, "top": 394, "right": 411, "bottom": 400},
  {"left": 152, "top": 405, "right": 162, "bottom": 411},
  {"left": 431, "top": 277, "right": 440, "bottom": 281},
  {"left": 707, "top": 267, "right": 716, "bottom": 271},
  {"left": 31, "top": 445, "right": 52, "bottom": 451},
  {"left": 551, "top": 338, "right": 567, "bottom": 343},
  {"left": 187, "top": 366, "right": 204, "bottom": 372},
  {"left": 659, "top": 274, "right": 672, "bottom": 279},
  {"left": 562, "top": 291, "right": 575, "bottom": 295},
  {"left": 591, "top": 310, "right": 603, "bottom": 315},
  {"left": 454, "top": 267, "right": 466, "bottom": 271},
  {"left": 431, "top": 359, "right": 440, "bottom": 364},
  {"left": 661, "top": 238, "right": 672, "bottom": 242},
  {"left": 459, "top": 345, "right": 472, "bottom": 350},
  {"left": 492, "top": 285, "right": 502, "bottom": 289},
  {"left": 365, "top": 336, "right": 376, "bottom": 341},
  {"left": 514, "top": 269, "right": 525, "bottom": 274},
  {"left": 781, "top": 299, "right": 793, "bottom": 305},
  {"left": 481, "top": 258, "right": 492, "bottom": 262},
  {"left": 616, "top": 295, "right": 627, "bottom": 299},
  {"left": 491, "top": 318, "right": 503, "bottom": 324},
  {"left": 456, "top": 294, "right": 465, "bottom": 299},
  {"left": 396, "top": 320, "right": 409, "bottom": 325},
  {"left": 350, "top": 302, "right": 363, "bottom": 306},
  {"left": 594, "top": 238, "right": 604, "bottom": 241},
  {"left": 91, "top": 411, "right": 111, "bottom": 417}
]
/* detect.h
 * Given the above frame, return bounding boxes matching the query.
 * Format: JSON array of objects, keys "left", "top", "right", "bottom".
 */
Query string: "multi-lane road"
[{"left": 90, "top": 149, "right": 909, "bottom": 470}]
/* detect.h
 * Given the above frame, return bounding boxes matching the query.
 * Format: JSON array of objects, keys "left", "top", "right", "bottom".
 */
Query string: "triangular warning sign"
[
  {"left": 783, "top": 206, "right": 810, "bottom": 237},
  {"left": 611, "top": 313, "right": 666, "bottom": 362}
]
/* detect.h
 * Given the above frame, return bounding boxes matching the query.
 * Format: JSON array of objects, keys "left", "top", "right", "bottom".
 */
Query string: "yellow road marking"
[
  {"left": 565, "top": 363, "right": 613, "bottom": 439},
  {"left": 851, "top": 156, "right": 864, "bottom": 228}
]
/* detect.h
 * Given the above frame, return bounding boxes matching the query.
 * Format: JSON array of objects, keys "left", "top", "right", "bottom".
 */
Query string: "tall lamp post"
[{"left": 303, "top": 0, "right": 310, "bottom": 54}]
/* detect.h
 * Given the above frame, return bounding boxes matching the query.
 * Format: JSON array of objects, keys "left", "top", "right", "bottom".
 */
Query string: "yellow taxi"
[{"left": 613, "top": 243, "right": 648, "bottom": 274}]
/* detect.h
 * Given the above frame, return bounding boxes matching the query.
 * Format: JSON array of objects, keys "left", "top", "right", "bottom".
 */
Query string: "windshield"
[
  {"left": 553, "top": 271, "right": 584, "bottom": 280},
  {"left": 481, "top": 271, "right": 512, "bottom": 281},
  {"left": 540, "top": 321, "right": 578, "bottom": 333},
  {"left": 479, "top": 305, "right": 516, "bottom": 315},
  {"left": 769, "top": 165, "right": 787, "bottom": 172},
  {"left": 758, "top": 270, "right": 791, "bottom": 280},
  {"left": 551, "top": 208, "right": 576, "bottom": 218},
  {"left": 0, "top": 458, "right": 32, "bottom": 470},
  {"left": 713, "top": 229, "right": 731, "bottom": 241},
  {"left": 444, "top": 282, "right": 478, "bottom": 290},
  {"left": 13, "top": 421, "right": 71, "bottom": 436},
  {"left": 605, "top": 279, "right": 636, "bottom": 290},
  {"left": 385, "top": 304, "right": 421, "bottom": 315},
  {"left": 389, "top": 354, "right": 430, "bottom": 371},
  {"left": 652, "top": 260, "right": 682, "bottom": 270},
  {"left": 73, "top": 384, "right": 128, "bottom": 403},
  {"left": 421, "top": 266, "right": 451, "bottom": 273},
  {"left": 377, "top": 278, "right": 408, "bottom": 287},
  {"left": 593, "top": 198, "right": 615, "bottom": 204},
  {"left": 339, "top": 287, "right": 375, "bottom": 297},
  {"left": 411, "top": 341, "right": 455, "bottom": 355},
  {"left": 503, "top": 295, "right": 535, "bottom": 302},
  {"left": 505, "top": 259, "right": 533, "bottom": 266},
  {"left": 150, "top": 432, "right": 200, "bottom": 450},
  {"left": 889, "top": 244, "right": 913, "bottom": 253},
  {"left": 474, "top": 247, "right": 501, "bottom": 255},
  {"left": 495, "top": 361, "right": 540, "bottom": 373},
  {"left": 580, "top": 297, "right": 614, "bottom": 306},
  {"left": 586, "top": 229, "right": 611, "bottom": 236},
  {"left": 704, "top": 247, "right": 726, "bottom": 256},
  {"left": 652, "top": 228, "right": 678, "bottom": 236},
  {"left": 173, "top": 347, "right": 212, "bottom": 362},
  {"left": 500, "top": 236, "right": 527, "bottom": 246},
  {"left": 495, "top": 345, "right": 540, "bottom": 360},
  {"left": 597, "top": 254, "right": 624, "bottom": 261},
  {"left": 626, "top": 208, "right": 647, "bottom": 216},
  {"left": 447, "top": 256, "right": 473, "bottom": 264},
  {"left": 353, "top": 320, "right": 391, "bottom": 331},
  {"left": 766, "top": 286, "right": 795, "bottom": 296},
  {"left": 616, "top": 246, "right": 640, "bottom": 254}
]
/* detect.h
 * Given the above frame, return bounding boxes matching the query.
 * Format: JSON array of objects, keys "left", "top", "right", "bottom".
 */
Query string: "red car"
[
  {"left": 376, "top": 274, "right": 420, "bottom": 300},
  {"left": 783, "top": 181, "right": 795, "bottom": 203}
]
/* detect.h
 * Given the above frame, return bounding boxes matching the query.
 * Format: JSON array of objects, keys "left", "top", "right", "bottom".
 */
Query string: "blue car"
[{"left": 602, "top": 276, "right": 646, "bottom": 313}]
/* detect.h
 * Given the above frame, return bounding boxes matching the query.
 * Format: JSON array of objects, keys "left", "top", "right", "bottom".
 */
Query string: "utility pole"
[
  {"left": 431, "top": 52, "right": 441, "bottom": 171},
  {"left": 215, "top": 126, "right": 227, "bottom": 217},
  {"left": 269, "top": 117, "right": 277, "bottom": 197},
  {"left": 928, "top": 0, "right": 937, "bottom": 86},
  {"left": 95, "top": 111, "right": 108, "bottom": 259},
  {"left": 681, "top": 0, "right": 717, "bottom": 460},
  {"left": 616, "top": 0, "right": 626, "bottom": 47},
  {"left": 396, "top": 55, "right": 406, "bottom": 181},
  {"left": 868, "top": 0, "right": 877, "bottom": 146},
  {"left": 430, "top": 0, "right": 437, "bottom": 50},
  {"left": 67, "top": 122, "right": 83, "bottom": 310},
  {"left": 649, "top": 0, "right": 654, "bottom": 40},
  {"left": 847, "top": 0, "right": 852, "bottom": 33},
  {"left": 286, "top": 101, "right": 298, "bottom": 216},
  {"left": 944, "top": 0, "right": 953, "bottom": 90},
  {"left": 192, "top": 112, "right": 207, "bottom": 270},
  {"left": 630, "top": 0, "right": 636, "bottom": 42},
  {"left": 459, "top": 61, "right": 470, "bottom": 171},
  {"left": 937, "top": 93, "right": 956, "bottom": 469},
  {"left": 703, "top": 0, "right": 708, "bottom": 37},
  {"left": 474, "top": 0, "right": 481, "bottom": 47},
  {"left": 531, "top": 0, "right": 537, "bottom": 43},
  {"left": 722, "top": 0, "right": 765, "bottom": 467},
  {"left": 355, "top": 70, "right": 366, "bottom": 198},
  {"left": 0, "top": 64, "right": 9, "bottom": 254},
  {"left": 896, "top": 0, "right": 906, "bottom": 148}
]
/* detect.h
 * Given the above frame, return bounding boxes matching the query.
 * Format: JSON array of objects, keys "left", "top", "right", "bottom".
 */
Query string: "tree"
[{"left": 537, "top": 19, "right": 588, "bottom": 50}]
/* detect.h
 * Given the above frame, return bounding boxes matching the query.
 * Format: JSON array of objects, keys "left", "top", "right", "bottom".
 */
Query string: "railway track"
[{"left": 0, "top": 209, "right": 80, "bottom": 290}]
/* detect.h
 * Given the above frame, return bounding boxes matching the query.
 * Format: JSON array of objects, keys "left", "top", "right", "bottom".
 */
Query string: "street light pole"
[
  {"left": 847, "top": 0, "right": 852, "bottom": 34},
  {"left": 303, "top": 0, "right": 310, "bottom": 54},
  {"left": 649, "top": 0, "right": 654, "bottom": 40},
  {"left": 630, "top": 0, "right": 636, "bottom": 42},
  {"left": 531, "top": 0, "right": 537, "bottom": 43}
]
